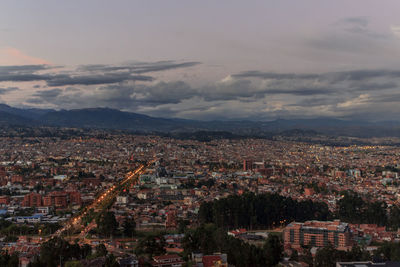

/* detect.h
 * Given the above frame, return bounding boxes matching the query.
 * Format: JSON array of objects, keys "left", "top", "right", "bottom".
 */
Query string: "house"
[
  {"left": 119, "top": 256, "right": 139, "bottom": 267},
  {"left": 151, "top": 254, "right": 185, "bottom": 267},
  {"left": 116, "top": 196, "right": 128, "bottom": 205},
  {"left": 202, "top": 254, "right": 228, "bottom": 267}
]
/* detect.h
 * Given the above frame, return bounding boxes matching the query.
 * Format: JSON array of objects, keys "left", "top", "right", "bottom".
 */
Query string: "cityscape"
[
  {"left": 0, "top": 130, "right": 400, "bottom": 266},
  {"left": 2, "top": 1, "right": 400, "bottom": 267}
]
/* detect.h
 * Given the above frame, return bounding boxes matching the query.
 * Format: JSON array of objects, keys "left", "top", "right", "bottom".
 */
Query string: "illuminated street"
[{"left": 51, "top": 159, "right": 155, "bottom": 241}]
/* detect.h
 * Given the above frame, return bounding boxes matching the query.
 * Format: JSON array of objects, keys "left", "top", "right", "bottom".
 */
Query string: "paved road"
[{"left": 49, "top": 159, "right": 155, "bottom": 241}]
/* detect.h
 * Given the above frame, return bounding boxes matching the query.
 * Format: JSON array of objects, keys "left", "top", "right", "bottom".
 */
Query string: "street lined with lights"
[{"left": 50, "top": 159, "right": 155, "bottom": 241}]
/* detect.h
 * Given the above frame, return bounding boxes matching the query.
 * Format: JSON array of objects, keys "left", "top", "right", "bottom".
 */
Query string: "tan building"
[{"left": 284, "top": 220, "right": 352, "bottom": 250}]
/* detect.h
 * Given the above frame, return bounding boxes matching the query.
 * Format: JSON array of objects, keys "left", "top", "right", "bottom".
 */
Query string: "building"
[
  {"left": 116, "top": 196, "right": 128, "bottom": 205},
  {"left": 11, "top": 175, "right": 23, "bottom": 184},
  {"left": 243, "top": 160, "right": 254, "bottom": 171},
  {"left": 43, "top": 192, "right": 67, "bottom": 208},
  {"left": 202, "top": 254, "right": 228, "bottom": 267},
  {"left": 68, "top": 191, "right": 82, "bottom": 205},
  {"left": 0, "top": 196, "right": 10, "bottom": 205},
  {"left": 42, "top": 191, "right": 81, "bottom": 208},
  {"left": 151, "top": 254, "right": 184, "bottom": 267},
  {"left": 0, "top": 167, "right": 6, "bottom": 176},
  {"left": 284, "top": 220, "right": 352, "bottom": 250},
  {"left": 16, "top": 214, "right": 43, "bottom": 223},
  {"left": 166, "top": 210, "right": 177, "bottom": 228},
  {"left": 22, "top": 193, "right": 42, "bottom": 207},
  {"left": 119, "top": 256, "right": 139, "bottom": 267},
  {"left": 304, "top": 188, "right": 315, "bottom": 196},
  {"left": 336, "top": 262, "right": 400, "bottom": 267},
  {"left": 191, "top": 253, "right": 228, "bottom": 267}
]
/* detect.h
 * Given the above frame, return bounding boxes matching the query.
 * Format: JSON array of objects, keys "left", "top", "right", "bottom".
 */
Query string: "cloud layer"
[{"left": 12, "top": 61, "right": 400, "bottom": 121}]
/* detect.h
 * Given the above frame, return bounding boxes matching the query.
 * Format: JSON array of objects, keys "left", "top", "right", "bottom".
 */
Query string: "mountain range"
[{"left": 1, "top": 104, "right": 400, "bottom": 138}]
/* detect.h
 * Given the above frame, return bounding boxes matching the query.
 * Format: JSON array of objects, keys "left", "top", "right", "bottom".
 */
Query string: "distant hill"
[
  {"left": 0, "top": 104, "right": 53, "bottom": 119},
  {"left": 0, "top": 110, "right": 36, "bottom": 126},
  {"left": 39, "top": 108, "right": 182, "bottom": 131},
  {"left": 1, "top": 104, "right": 400, "bottom": 138}
]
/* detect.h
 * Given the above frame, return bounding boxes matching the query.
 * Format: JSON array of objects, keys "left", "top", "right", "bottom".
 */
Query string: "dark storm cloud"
[
  {"left": 341, "top": 17, "right": 369, "bottom": 27},
  {"left": 373, "top": 94, "right": 400, "bottom": 103},
  {"left": 202, "top": 79, "right": 257, "bottom": 101},
  {"left": 26, "top": 81, "right": 198, "bottom": 110},
  {"left": 27, "top": 88, "right": 81, "bottom": 106},
  {"left": 350, "top": 82, "right": 398, "bottom": 91},
  {"left": 0, "top": 73, "right": 51, "bottom": 82},
  {"left": 17, "top": 64, "right": 400, "bottom": 121},
  {"left": 232, "top": 71, "right": 319, "bottom": 80},
  {"left": 234, "top": 69, "right": 400, "bottom": 82},
  {"left": 131, "top": 81, "right": 196, "bottom": 104},
  {"left": 325, "top": 70, "right": 400, "bottom": 82},
  {"left": 0, "top": 65, "right": 49, "bottom": 74},
  {"left": 0, "top": 60, "right": 198, "bottom": 86},
  {"left": 33, "top": 88, "right": 63, "bottom": 99},
  {"left": 131, "top": 61, "right": 200, "bottom": 74},
  {"left": 0, "top": 65, "right": 55, "bottom": 82},
  {"left": 46, "top": 73, "right": 153, "bottom": 86},
  {"left": 292, "top": 97, "right": 346, "bottom": 107},
  {"left": 78, "top": 61, "right": 200, "bottom": 74},
  {"left": 26, "top": 67, "right": 400, "bottom": 113},
  {"left": 0, "top": 87, "right": 18, "bottom": 94},
  {"left": 264, "top": 87, "right": 336, "bottom": 96}
]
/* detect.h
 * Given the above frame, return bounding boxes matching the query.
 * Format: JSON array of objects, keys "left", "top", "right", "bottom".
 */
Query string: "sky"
[{"left": 1, "top": 0, "right": 400, "bottom": 121}]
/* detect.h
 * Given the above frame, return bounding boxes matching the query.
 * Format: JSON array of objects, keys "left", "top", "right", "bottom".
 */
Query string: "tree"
[
  {"left": 122, "top": 217, "right": 136, "bottom": 237},
  {"left": 314, "top": 244, "right": 350, "bottom": 267},
  {"left": 298, "top": 247, "right": 313, "bottom": 267},
  {"left": 80, "top": 244, "right": 92, "bottom": 259},
  {"left": 65, "top": 261, "right": 83, "bottom": 267},
  {"left": 177, "top": 219, "right": 189, "bottom": 233},
  {"left": 289, "top": 249, "right": 298, "bottom": 261},
  {"left": 96, "top": 211, "right": 118, "bottom": 238},
  {"left": 135, "top": 234, "right": 166, "bottom": 257},
  {"left": 374, "top": 242, "right": 400, "bottom": 261},
  {"left": 69, "top": 243, "right": 82, "bottom": 260},
  {"left": 40, "top": 237, "right": 71, "bottom": 267},
  {"left": 389, "top": 206, "right": 400, "bottom": 230},
  {"left": 81, "top": 208, "right": 95, "bottom": 226},
  {"left": 314, "top": 245, "right": 337, "bottom": 267},
  {"left": 337, "top": 191, "right": 388, "bottom": 226},
  {"left": 347, "top": 245, "right": 371, "bottom": 261},
  {"left": 264, "top": 235, "right": 283, "bottom": 266},
  {"left": 0, "top": 252, "right": 19, "bottom": 267},
  {"left": 95, "top": 244, "right": 108, "bottom": 257},
  {"left": 183, "top": 224, "right": 272, "bottom": 267},
  {"left": 198, "top": 192, "right": 331, "bottom": 230},
  {"left": 35, "top": 237, "right": 93, "bottom": 267},
  {"left": 105, "top": 254, "right": 120, "bottom": 267},
  {"left": 28, "top": 256, "right": 42, "bottom": 267}
]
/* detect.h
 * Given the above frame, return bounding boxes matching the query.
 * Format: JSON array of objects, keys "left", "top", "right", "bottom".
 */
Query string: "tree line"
[
  {"left": 198, "top": 191, "right": 400, "bottom": 230},
  {"left": 198, "top": 192, "right": 331, "bottom": 229},
  {"left": 182, "top": 223, "right": 282, "bottom": 267},
  {"left": 28, "top": 237, "right": 119, "bottom": 267}
]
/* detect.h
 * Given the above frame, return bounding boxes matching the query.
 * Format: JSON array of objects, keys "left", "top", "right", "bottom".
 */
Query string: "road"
[{"left": 50, "top": 159, "right": 155, "bottom": 241}]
